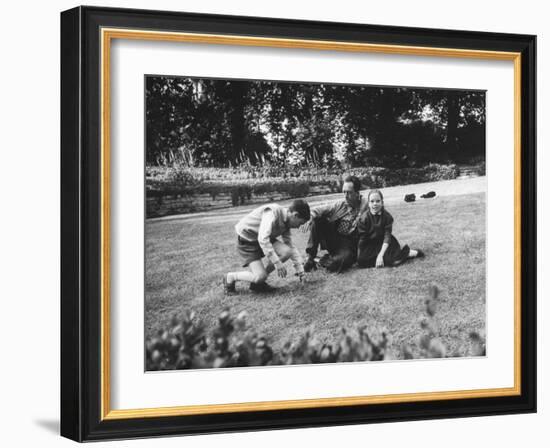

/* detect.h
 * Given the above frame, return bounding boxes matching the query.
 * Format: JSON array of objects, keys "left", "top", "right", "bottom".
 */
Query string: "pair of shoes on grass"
[{"left": 223, "top": 275, "right": 276, "bottom": 294}]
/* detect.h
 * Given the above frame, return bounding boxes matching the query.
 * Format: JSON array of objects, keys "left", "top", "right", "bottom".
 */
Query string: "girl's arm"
[
  {"left": 376, "top": 243, "right": 389, "bottom": 267},
  {"left": 377, "top": 212, "right": 394, "bottom": 267}
]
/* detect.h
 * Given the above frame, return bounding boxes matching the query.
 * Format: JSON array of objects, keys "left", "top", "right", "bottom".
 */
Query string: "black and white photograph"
[{"left": 144, "top": 75, "right": 487, "bottom": 371}]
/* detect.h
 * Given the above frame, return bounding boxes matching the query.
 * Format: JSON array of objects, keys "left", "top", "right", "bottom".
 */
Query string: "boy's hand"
[
  {"left": 300, "top": 220, "right": 312, "bottom": 233},
  {"left": 277, "top": 265, "right": 287, "bottom": 278},
  {"left": 376, "top": 254, "right": 384, "bottom": 268}
]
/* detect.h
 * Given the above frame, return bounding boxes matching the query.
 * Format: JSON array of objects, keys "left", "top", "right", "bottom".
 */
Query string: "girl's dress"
[{"left": 357, "top": 208, "right": 408, "bottom": 268}]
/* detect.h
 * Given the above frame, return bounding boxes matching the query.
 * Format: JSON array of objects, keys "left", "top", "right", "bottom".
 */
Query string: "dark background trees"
[{"left": 145, "top": 76, "right": 485, "bottom": 168}]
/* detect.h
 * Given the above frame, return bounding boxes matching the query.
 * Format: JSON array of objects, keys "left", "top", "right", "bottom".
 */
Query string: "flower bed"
[{"left": 146, "top": 164, "right": 460, "bottom": 218}]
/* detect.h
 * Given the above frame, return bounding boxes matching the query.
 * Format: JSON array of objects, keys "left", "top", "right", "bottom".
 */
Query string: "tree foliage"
[{"left": 146, "top": 76, "right": 485, "bottom": 168}]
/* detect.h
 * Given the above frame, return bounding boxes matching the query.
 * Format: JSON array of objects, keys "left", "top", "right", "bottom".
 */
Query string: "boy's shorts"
[{"left": 237, "top": 236, "right": 276, "bottom": 267}]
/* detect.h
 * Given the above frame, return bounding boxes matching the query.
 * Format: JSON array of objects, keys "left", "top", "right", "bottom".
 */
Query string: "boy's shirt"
[{"left": 235, "top": 204, "right": 304, "bottom": 273}]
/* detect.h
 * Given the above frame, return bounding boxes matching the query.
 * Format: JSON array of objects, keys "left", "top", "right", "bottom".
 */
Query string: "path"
[{"left": 148, "top": 176, "right": 486, "bottom": 225}]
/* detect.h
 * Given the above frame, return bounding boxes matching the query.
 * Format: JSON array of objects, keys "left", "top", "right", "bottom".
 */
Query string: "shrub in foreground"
[{"left": 146, "top": 287, "right": 485, "bottom": 370}]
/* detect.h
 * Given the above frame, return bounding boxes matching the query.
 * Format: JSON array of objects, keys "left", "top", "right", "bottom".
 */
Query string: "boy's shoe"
[
  {"left": 416, "top": 249, "right": 425, "bottom": 258},
  {"left": 223, "top": 275, "right": 236, "bottom": 294},
  {"left": 303, "top": 257, "right": 318, "bottom": 272},
  {"left": 249, "top": 282, "right": 277, "bottom": 293}
]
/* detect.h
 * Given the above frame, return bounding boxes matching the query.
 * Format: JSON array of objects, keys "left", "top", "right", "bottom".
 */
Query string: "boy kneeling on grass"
[{"left": 224, "top": 199, "right": 311, "bottom": 294}]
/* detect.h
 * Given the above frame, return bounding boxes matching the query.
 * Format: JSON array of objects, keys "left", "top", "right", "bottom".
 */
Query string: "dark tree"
[{"left": 145, "top": 76, "right": 485, "bottom": 168}]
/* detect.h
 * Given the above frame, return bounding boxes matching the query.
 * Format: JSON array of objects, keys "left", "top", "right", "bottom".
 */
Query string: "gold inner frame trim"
[{"left": 100, "top": 27, "right": 522, "bottom": 421}]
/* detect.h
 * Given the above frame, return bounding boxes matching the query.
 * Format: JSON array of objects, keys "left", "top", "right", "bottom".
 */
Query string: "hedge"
[
  {"left": 145, "top": 286, "right": 485, "bottom": 370},
  {"left": 146, "top": 164, "right": 460, "bottom": 202}
]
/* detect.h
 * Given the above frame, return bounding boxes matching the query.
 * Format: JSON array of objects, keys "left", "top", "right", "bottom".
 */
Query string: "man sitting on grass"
[
  {"left": 302, "top": 175, "right": 367, "bottom": 273},
  {"left": 223, "top": 199, "right": 311, "bottom": 294}
]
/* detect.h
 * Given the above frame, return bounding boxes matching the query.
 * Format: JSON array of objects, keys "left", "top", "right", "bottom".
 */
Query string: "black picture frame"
[{"left": 61, "top": 5, "right": 536, "bottom": 442}]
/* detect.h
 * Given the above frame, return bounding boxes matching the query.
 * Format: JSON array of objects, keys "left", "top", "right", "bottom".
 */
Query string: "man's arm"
[
  {"left": 309, "top": 201, "right": 338, "bottom": 220},
  {"left": 300, "top": 201, "right": 340, "bottom": 233}
]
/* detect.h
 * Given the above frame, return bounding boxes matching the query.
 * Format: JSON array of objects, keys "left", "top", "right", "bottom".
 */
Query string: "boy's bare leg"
[
  {"left": 227, "top": 242, "right": 292, "bottom": 286},
  {"left": 227, "top": 260, "right": 266, "bottom": 284},
  {"left": 248, "top": 260, "right": 276, "bottom": 292}
]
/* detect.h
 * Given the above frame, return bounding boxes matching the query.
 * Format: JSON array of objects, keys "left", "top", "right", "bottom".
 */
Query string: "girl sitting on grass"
[{"left": 357, "top": 189, "right": 424, "bottom": 268}]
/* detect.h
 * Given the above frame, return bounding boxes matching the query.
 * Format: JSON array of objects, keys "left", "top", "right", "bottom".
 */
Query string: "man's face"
[{"left": 342, "top": 182, "right": 360, "bottom": 207}]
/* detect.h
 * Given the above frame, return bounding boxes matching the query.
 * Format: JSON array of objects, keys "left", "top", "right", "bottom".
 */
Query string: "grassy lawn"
[{"left": 145, "top": 191, "right": 486, "bottom": 360}]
